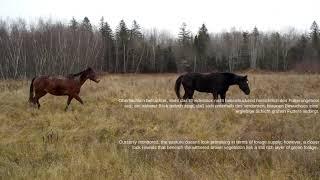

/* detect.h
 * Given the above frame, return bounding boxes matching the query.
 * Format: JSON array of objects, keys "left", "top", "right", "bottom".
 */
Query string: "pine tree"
[
  {"left": 81, "top": 17, "right": 92, "bottom": 32},
  {"left": 310, "top": 21, "right": 319, "bottom": 48},
  {"left": 130, "top": 20, "right": 143, "bottom": 40},
  {"left": 194, "top": 24, "right": 210, "bottom": 71},
  {"left": 99, "top": 17, "right": 113, "bottom": 40},
  {"left": 197, "top": 24, "right": 209, "bottom": 54},
  {"left": 116, "top": 20, "right": 129, "bottom": 43},
  {"left": 127, "top": 20, "right": 143, "bottom": 72},
  {"left": 240, "top": 31, "right": 250, "bottom": 69},
  {"left": 271, "top": 32, "right": 282, "bottom": 71},
  {"left": 99, "top": 16, "right": 105, "bottom": 35},
  {"left": 116, "top": 20, "right": 129, "bottom": 72},
  {"left": 288, "top": 34, "right": 308, "bottom": 69},
  {"left": 249, "top": 26, "right": 259, "bottom": 69},
  {"left": 69, "top": 17, "right": 78, "bottom": 31},
  {"left": 178, "top": 22, "right": 191, "bottom": 47},
  {"left": 99, "top": 17, "right": 114, "bottom": 71},
  {"left": 310, "top": 21, "right": 320, "bottom": 59},
  {"left": 177, "top": 23, "right": 193, "bottom": 72}
]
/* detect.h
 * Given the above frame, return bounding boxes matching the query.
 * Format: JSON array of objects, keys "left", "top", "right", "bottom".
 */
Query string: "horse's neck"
[
  {"left": 79, "top": 74, "right": 88, "bottom": 86},
  {"left": 228, "top": 75, "right": 238, "bottom": 86},
  {"left": 229, "top": 81, "right": 237, "bottom": 86}
]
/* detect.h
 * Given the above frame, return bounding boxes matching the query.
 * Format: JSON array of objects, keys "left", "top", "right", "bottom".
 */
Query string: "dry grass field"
[{"left": 0, "top": 73, "right": 319, "bottom": 179}]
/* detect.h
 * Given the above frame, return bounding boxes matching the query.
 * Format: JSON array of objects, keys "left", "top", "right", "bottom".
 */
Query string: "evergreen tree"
[
  {"left": 99, "top": 17, "right": 113, "bottom": 40},
  {"left": 177, "top": 23, "right": 193, "bottom": 71},
  {"left": 310, "top": 21, "right": 319, "bottom": 49},
  {"left": 250, "top": 26, "right": 259, "bottom": 69},
  {"left": 130, "top": 20, "right": 143, "bottom": 40},
  {"left": 271, "top": 32, "right": 282, "bottom": 71},
  {"left": 99, "top": 16, "right": 105, "bottom": 35},
  {"left": 127, "top": 20, "right": 143, "bottom": 72},
  {"left": 253, "top": 26, "right": 259, "bottom": 37},
  {"left": 310, "top": 21, "right": 320, "bottom": 59},
  {"left": 196, "top": 24, "right": 209, "bottom": 54},
  {"left": 81, "top": 17, "right": 92, "bottom": 32},
  {"left": 69, "top": 17, "right": 78, "bottom": 31},
  {"left": 178, "top": 22, "right": 191, "bottom": 47},
  {"left": 99, "top": 17, "right": 114, "bottom": 71},
  {"left": 240, "top": 32, "right": 250, "bottom": 69},
  {"left": 116, "top": 20, "right": 129, "bottom": 72},
  {"left": 116, "top": 20, "right": 129, "bottom": 43},
  {"left": 288, "top": 34, "right": 308, "bottom": 69},
  {"left": 194, "top": 24, "right": 210, "bottom": 71}
]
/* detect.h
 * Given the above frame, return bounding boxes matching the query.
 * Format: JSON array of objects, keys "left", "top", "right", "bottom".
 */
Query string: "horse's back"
[
  {"left": 181, "top": 72, "right": 232, "bottom": 93},
  {"left": 33, "top": 75, "right": 50, "bottom": 87},
  {"left": 33, "top": 75, "right": 78, "bottom": 94},
  {"left": 181, "top": 72, "right": 215, "bottom": 92}
]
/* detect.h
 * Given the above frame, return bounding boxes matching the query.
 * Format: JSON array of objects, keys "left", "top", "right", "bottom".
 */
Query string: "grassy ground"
[{"left": 0, "top": 73, "right": 319, "bottom": 179}]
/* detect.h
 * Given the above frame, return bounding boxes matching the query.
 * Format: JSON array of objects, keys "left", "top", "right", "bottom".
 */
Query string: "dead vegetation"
[{"left": 0, "top": 73, "right": 319, "bottom": 179}]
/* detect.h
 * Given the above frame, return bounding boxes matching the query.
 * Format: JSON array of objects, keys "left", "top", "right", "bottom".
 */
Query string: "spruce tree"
[
  {"left": 310, "top": 21, "right": 319, "bottom": 49},
  {"left": 130, "top": 20, "right": 143, "bottom": 40},
  {"left": 310, "top": 21, "right": 320, "bottom": 59},
  {"left": 116, "top": 20, "right": 129, "bottom": 72},
  {"left": 178, "top": 22, "right": 191, "bottom": 47},
  {"left": 194, "top": 24, "right": 209, "bottom": 71},
  {"left": 81, "top": 17, "right": 92, "bottom": 32},
  {"left": 99, "top": 17, "right": 114, "bottom": 71},
  {"left": 70, "top": 17, "right": 78, "bottom": 31},
  {"left": 99, "top": 17, "right": 113, "bottom": 41},
  {"left": 250, "top": 26, "right": 259, "bottom": 69},
  {"left": 240, "top": 32, "right": 250, "bottom": 69}
]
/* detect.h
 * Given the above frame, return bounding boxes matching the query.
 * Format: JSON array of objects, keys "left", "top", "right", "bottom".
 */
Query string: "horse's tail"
[
  {"left": 29, "top": 77, "right": 36, "bottom": 103},
  {"left": 175, "top": 75, "right": 183, "bottom": 99}
]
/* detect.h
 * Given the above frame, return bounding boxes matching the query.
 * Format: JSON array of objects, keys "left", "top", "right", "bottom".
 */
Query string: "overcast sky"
[{"left": 0, "top": 0, "right": 319, "bottom": 35}]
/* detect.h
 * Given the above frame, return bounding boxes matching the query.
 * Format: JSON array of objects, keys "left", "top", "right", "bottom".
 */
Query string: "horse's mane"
[
  {"left": 67, "top": 70, "right": 85, "bottom": 79},
  {"left": 221, "top": 72, "right": 241, "bottom": 83},
  {"left": 67, "top": 67, "right": 93, "bottom": 79}
]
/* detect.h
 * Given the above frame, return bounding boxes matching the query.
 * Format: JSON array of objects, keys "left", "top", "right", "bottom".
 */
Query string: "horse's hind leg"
[
  {"left": 188, "top": 90, "right": 194, "bottom": 99},
  {"left": 181, "top": 87, "right": 189, "bottom": 105},
  {"left": 182, "top": 93, "right": 188, "bottom": 99},
  {"left": 182, "top": 88, "right": 194, "bottom": 104},
  {"left": 188, "top": 90, "right": 195, "bottom": 104}
]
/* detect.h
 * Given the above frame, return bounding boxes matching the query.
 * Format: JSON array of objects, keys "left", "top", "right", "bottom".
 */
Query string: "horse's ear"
[{"left": 244, "top": 75, "right": 248, "bottom": 80}]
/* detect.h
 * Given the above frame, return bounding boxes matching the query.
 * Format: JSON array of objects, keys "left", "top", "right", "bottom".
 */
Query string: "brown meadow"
[{"left": 0, "top": 73, "right": 319, "bottom": 179}]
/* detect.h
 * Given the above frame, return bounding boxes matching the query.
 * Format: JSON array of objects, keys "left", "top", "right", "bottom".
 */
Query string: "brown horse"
[{"left": 29, "top": 67, "right": 100, "bottom": 111}]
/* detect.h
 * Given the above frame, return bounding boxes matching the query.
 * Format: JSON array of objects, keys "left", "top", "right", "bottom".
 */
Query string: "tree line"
[{"left": 0, "top": 17, "right": 319, "bottom": 79}]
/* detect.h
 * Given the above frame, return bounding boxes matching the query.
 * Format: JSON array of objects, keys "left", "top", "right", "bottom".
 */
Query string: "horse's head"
[
  {"left": 85, "top": 67, "right": 100, "bottom": 83},
  {"left": 237, "top": 75, "right": 250, "bottom": 95}
]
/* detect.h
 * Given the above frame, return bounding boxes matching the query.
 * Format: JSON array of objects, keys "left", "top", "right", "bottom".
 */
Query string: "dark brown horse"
[
  {"left": 175, "top": 72, "right": 250, "bottom": 103},
  {"left": 29, "top": 67, "right": 100, "bottom": 110}
]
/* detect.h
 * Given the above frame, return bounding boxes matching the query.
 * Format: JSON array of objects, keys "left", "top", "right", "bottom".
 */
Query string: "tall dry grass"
[{"left": 0, "top": 73, "right": 319, "bottom": 179}]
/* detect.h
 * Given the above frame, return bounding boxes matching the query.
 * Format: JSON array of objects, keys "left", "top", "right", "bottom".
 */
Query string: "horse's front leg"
[{"left": 65, "top": 96, "right": 73, "bottom": 111}]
